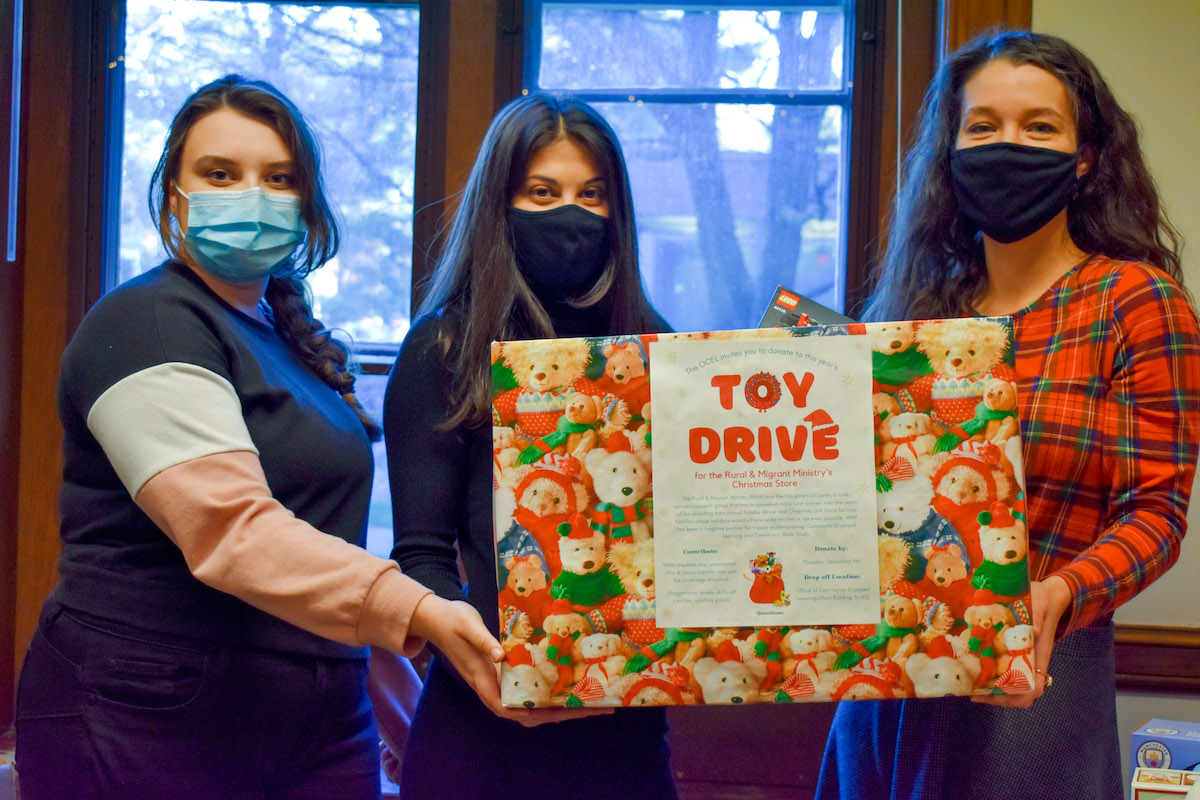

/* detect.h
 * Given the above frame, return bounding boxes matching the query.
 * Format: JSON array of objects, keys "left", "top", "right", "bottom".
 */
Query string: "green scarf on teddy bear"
[
  {"left": 516, "top": 415, "right": 598, "bottom": 465},
  {"left": 832, "top": 619, "right": 917, "bottom": 671},
  {"left": 934, "top": 402, "right": 1016, "bottom": 453}
]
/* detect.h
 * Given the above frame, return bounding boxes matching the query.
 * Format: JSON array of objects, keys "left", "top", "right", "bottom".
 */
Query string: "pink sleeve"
[{"left": 135, "top": 450, "right": 430, "bottom": 656}]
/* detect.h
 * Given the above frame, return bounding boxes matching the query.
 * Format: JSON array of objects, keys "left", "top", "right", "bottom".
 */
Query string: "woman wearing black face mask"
[
  {"left": 379, "top": 94, "right": 675, "bottom": 799},
  {"left": 817, "top": 31, "right": 1200, "bottom": 800}
]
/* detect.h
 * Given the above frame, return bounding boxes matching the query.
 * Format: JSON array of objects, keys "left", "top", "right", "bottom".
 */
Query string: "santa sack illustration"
[{"left": 745, "top": 552, "right": 790, "bottom": 606}]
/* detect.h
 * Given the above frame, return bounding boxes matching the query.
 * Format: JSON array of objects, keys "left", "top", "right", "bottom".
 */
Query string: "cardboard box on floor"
[{"left": 1133, "top": 719, "right": 1200, "bottom": 771}]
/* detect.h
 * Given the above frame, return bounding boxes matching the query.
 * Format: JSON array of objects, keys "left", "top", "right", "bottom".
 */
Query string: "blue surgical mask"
[{"left": 178, "top": 186, "right": 306, "bottom": 284}]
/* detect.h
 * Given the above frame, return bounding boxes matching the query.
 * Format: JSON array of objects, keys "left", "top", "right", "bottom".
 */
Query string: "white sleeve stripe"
[{"left": 87, "top": 362, "right": 258, "bottom": 497}]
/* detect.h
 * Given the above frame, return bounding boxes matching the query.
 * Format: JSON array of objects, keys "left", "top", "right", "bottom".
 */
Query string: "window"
[
  {"left": 527, "top": 2, "right": 855, "bottom": 332},
  {"left": 119, "top": 0, "right": 419, "bottom": 346},
  {"left": 119, "top": 0, "right": 419, "bottom": 558}
]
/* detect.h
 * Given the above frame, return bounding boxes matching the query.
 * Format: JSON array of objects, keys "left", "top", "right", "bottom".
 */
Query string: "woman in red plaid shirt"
[{"left": 819, "top": 30, "right": 1200, "bottom": 799}]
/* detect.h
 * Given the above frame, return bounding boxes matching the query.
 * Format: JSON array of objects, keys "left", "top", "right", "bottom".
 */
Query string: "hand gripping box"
[
  {"left": 491, "top": 319, "right": 1034, "bottom": 707},
  {"left": 1133, "top": 720, "right": 1200, "bottom": 771}
]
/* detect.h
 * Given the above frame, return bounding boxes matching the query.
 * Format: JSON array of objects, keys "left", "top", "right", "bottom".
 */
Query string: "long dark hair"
[
  {"left": 862, "top": 29, "right": 1184, "bottom": 322},
  {"left": 418, "top": 93, "right": 666, "bottom": 429},
  {"left": 150, "top": 74, "right": 379, "bottom": 440}
]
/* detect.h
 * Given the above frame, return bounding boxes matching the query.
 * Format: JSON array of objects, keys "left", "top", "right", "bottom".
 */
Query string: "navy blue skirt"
[{"left": 817, "top": 620, "right": 1122, "bottom": 800}]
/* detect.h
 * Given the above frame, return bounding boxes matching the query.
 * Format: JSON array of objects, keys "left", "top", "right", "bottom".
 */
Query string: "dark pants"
[
  {"left": 15, "top": 602, "right": 380, "bottom": 800},
  {"left": 400, "top": 656, "right": 677, "bottom": 800}
]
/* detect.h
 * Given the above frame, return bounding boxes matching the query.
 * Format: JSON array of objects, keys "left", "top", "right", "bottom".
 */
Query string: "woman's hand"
[
  {"left": 971, "top": 574, "right": 1071, "bottom": 708},
  {"left": 408, "top": 595, "right": 611, "bottom": 726}
]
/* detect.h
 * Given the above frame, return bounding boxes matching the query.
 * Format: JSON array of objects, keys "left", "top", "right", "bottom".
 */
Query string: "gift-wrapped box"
[{"left": 492, "top": 317, "right": 1034, "bottom": 707}]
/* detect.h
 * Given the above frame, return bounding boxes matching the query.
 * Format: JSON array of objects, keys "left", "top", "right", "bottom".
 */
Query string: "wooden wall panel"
[
  {"left": 11, "top": 0, "right": 76, "bottom": 724},
  {"left": 943, "top": 0, "right": 1032, "bottom": 54},
  {"left": 5, "top": 0, "right": 102, "bottom": 727},
  {"left": 0, "top": 0, "right": 18, "bottom": 732}
]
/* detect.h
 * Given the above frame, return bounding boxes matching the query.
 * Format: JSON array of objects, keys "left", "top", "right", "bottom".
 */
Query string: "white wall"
[{"left": 1031, "top": 1, "right": 1200, "bottom": 791}]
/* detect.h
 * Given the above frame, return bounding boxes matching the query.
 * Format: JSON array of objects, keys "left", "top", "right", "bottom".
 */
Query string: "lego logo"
[{"left": 778, "top": 292, "right": 799, "bottom": 309}]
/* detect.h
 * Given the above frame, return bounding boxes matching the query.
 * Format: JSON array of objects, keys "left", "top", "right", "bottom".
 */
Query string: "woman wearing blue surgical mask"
[
  {"left": 379, "top": 93, "right": 676, "bottom": 799},
  {"left": 14, "top": 74, "right": 503, "bottom": 800},
  {"left": 817, "top": 31, "right": 1200, "bottom": 800}
]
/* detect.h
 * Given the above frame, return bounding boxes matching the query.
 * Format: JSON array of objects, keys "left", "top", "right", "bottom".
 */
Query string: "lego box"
[
  {"left": 490, "top": 318, "right": 1035, "bottom": 707},
  {"left": 1133, "top": 719, "right": 1200, "bottom": 771}
]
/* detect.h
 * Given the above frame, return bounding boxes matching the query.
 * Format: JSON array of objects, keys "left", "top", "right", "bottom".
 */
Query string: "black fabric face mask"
[
  {"left": 950, "top": 142, "right": 1080, "bottom": 244},
  {"left": 508, "top": 204, "right": 611, "bottom": 301}
]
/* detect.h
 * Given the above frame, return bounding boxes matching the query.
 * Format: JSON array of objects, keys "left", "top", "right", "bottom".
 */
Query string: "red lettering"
[
  {"left": 805, "top": 409, "right": 839, "bottom": 459},
  {"left": 724, "top": 427, "right": 755, "bottom": 462},
  {"left": 813, "top": 426, "right": 839, "bottom": 459},
  {"left": 689, "top": 428, "right": 721, "bottom": 463},
  {"left": 711, "top": 375, "right": 741, "bottom": 410},
  {"left": 776, "top": 426, "right": 808, "bottom": 460},
  {"left": 783, "top": 371, "right": 815, "bottom": 407},
  {"left": 757, "top": 426, "right": 772, "bottom": 461}
]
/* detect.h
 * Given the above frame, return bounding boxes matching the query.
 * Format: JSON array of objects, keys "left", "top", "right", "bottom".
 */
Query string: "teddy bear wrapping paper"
[{"left": 491, "top": 316, "right": 1035, "bottom": 708}]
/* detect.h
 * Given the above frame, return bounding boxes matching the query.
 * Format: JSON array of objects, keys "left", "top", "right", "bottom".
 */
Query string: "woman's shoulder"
[
  {"left": 59, "top": 262, "right": 230, "bottom": 414},
  {"left": 1077, "top": 255, "right": 1185, "bottom": 294},
  {"left": 81, "top": 261, "right": 217, "bottom": 329},
  {"left": 399, "top": 309, "right": 451, "bottom": 356},
  {"left": 1078, "top": 255, "right": 1198, "bottom": 334}
]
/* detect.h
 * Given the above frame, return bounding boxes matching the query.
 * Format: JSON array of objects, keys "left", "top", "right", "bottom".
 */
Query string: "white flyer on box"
[{"left": 649, "top": 333, "right": 880, "bottom": 628}]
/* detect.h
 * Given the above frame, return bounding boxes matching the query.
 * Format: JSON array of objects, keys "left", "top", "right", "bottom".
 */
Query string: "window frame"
[{"left": 520, "top": 0, "right": 879, "bottom": 322}]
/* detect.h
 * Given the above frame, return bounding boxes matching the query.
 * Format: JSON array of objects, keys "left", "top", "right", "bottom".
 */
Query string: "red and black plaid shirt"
[{"left": 1013, "top": 255, "right": 1200, "bottom": 634}]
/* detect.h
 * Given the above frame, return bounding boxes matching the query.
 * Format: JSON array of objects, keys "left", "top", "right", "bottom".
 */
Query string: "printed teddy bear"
[
  {"left": 869, "top": 321, "right": 932, "bottom": 394},
  {"left": 539, "top": 598, "right": 591, "bottom": 696},
  {"left": 577, "top": 632, "right": 631, "bottom": 688},
  {"left": 896, "top": 318, "right": 1016, "bottom": 441},
  {"left": 877, "top": 532, "right": 912, "bottom": 592},
  {"left": 878, "top": 594, "right": 921, "bottom": 663},
  {"left": 885, "top": 411, "right": 937, "bottom": 469},
  {"left": 609, "top": 661, "right": 691, "bottom": 707},
  {"left": 603, "top": 661, "right": 690, "bottom": 707},
  {"left": 493, "top": 338, "right": 608, "bottom": 444},
  {"left": 585, "top": 436, "right": 653, "bottom": 543},
  {"left": 992, "top": 623, "right": 1037, "bottom": 695},
  {"left": 497, "top": 553, "right": 553, "bottom": 631},
  {"left": 960, "top": 589, "right": 1015, "bottom": 687},
  {"left": 509, "top": 457, "right": 591, "bottom": 575},
  {"left": 784, "top": 628, "right": 838, "bottom": 685},
  {"left": 605, "top": 539, "right": 664, "bottom": 648},
  {"left": 550, "top": 513, "right": 625, "bottom": 610},
  {"left": 971, "top": 502, "right": 1030, "bottom": 601},
  {"left": 829, "top": 657, "right": 904, "bottom": 701},
  {"left": 979, "top": 378, "right": 1020, "bottom": 445},
  {"left": 749, "top": 626, "right": 788, "bottom": 691},
  {"left": 500, "top": 606, "right": 534, "bottom": 655},
  {"left": 515, "top": 390, "right": 632, "bottom": 466},
  {"left": 904, "top": 636, "right": 982, "bottom": 697},
  {"left": 692, "top": 640, "right": 768, "bottom": 704},
  {"left": 915, "top": 542, "right": 974, "bottom": 623},
  {"left": 832, "top": 592, "right": 922, "bottom": 672},
  {"left": 924, "top": 449, "right": 1016, "bottom": 564},
  {"left": 501, "top": 644, "right": 560, "bottom": 708},
  {"left": 595, "top": 341, "right": 651, "bottom": 421},
  {"left": 873, "top": 392, "right": 903, "bottom": 466},
  {"left": 877, "top": 476, "right": 963, "bottom": 583}
]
